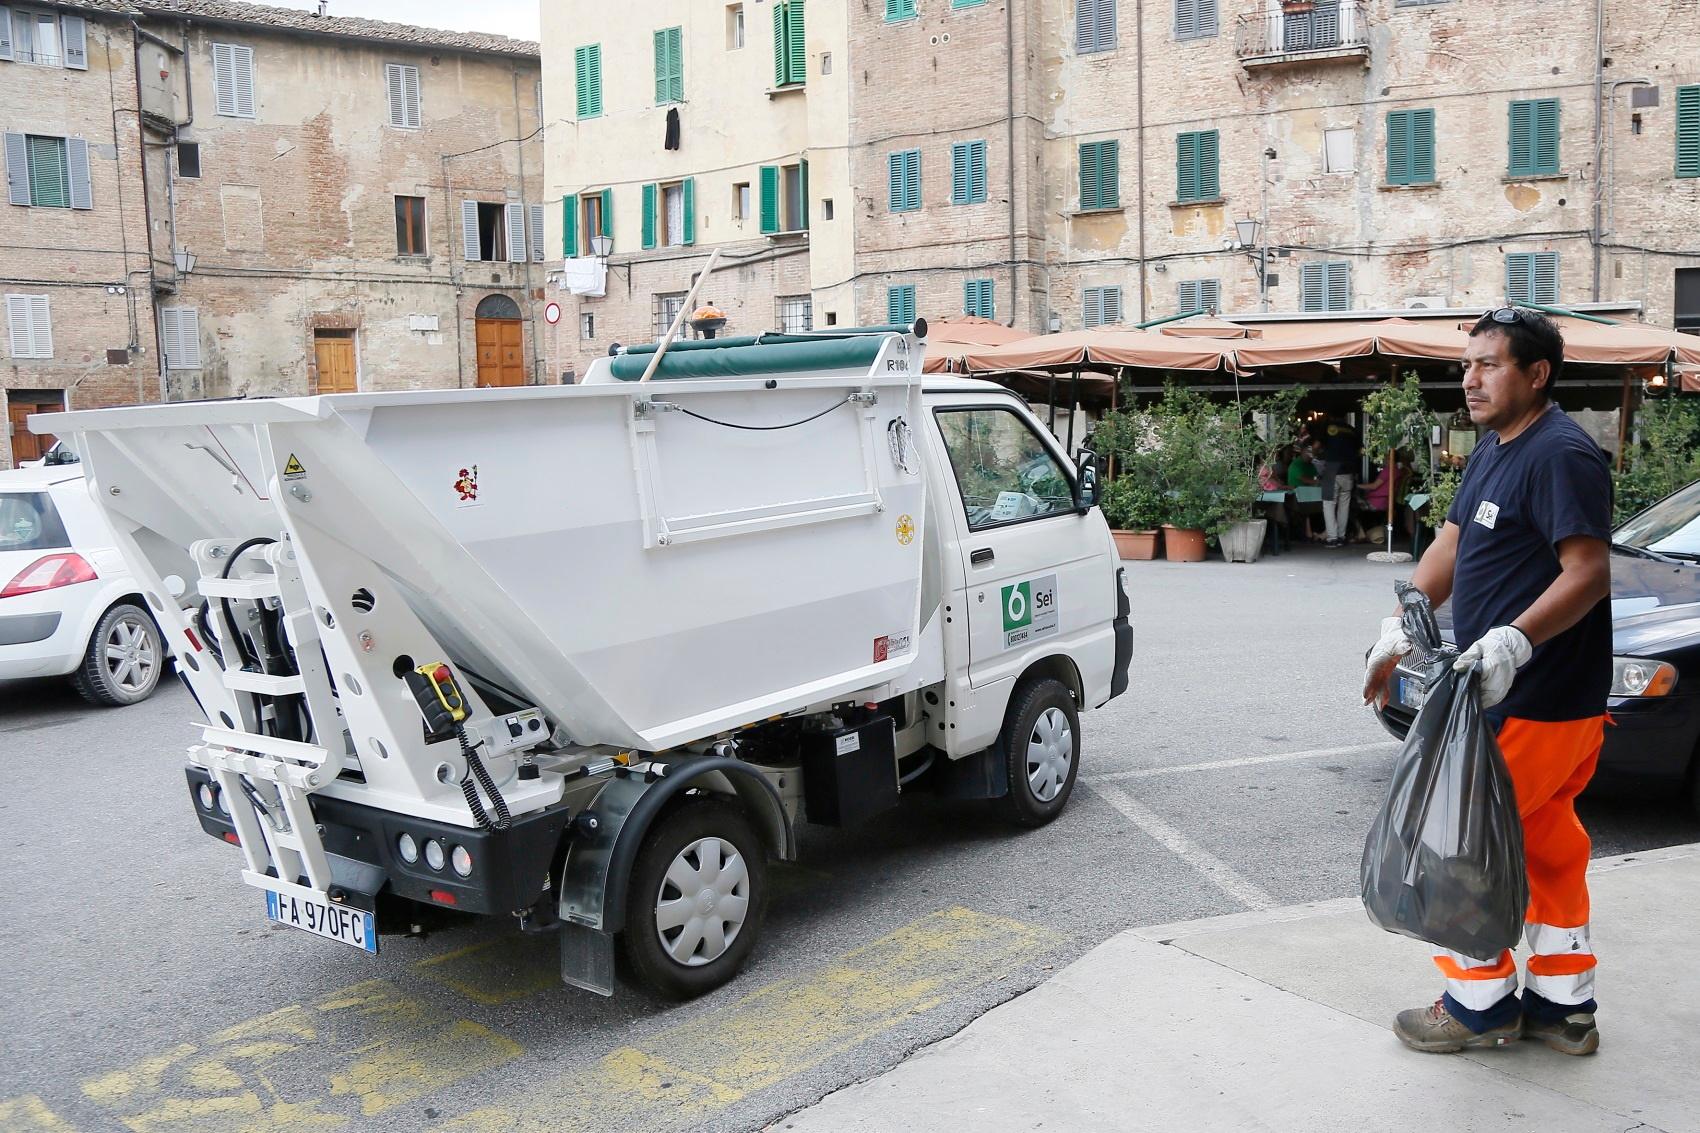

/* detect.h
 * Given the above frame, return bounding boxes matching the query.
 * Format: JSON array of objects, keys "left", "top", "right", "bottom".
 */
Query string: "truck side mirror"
[{"left": 1075, "top": 450, "right": 1099, "bottom": 512}]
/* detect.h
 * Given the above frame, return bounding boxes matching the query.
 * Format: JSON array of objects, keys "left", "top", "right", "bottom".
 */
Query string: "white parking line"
[
  {"left": 1087, "top": 740, "right": 1399, "bottom": 784},
  {"left": 1083, "top": 780, "right": 1277, "bottom": 911}
]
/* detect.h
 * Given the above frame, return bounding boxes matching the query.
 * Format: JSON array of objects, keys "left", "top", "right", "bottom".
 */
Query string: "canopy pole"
[
  {"left": 639, "top": 248, "right": 722, "bottom": 383},
  {"left": 1048, "top": 374, "right": 1058, "bottom": 434},
  {"left": 1616, "top": 370, "right": 1633, "bottom": 471},
  {"left": 1066, "top": 367, "right": 1080, "bottom": 453},
  {"left": 1106, "top": 368, "right": 1121, "bottom": 480},
  {"left": 1385, "top": 362, "right": 1397, "bottom": 556}
]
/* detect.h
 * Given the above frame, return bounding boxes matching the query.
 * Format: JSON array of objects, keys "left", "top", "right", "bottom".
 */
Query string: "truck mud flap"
[{"left": 560, "top": 921, "right": 617, "bottom": 996}]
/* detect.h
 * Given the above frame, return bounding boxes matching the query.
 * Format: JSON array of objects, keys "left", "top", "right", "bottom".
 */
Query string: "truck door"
[{"left": 930, "top": 396, "right": 1114, "bottom": 692}]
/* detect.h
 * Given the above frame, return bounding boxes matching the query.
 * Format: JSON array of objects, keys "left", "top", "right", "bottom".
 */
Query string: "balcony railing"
[{"left": 1235, "top": 1, "right": 1370, "bottom": 67}]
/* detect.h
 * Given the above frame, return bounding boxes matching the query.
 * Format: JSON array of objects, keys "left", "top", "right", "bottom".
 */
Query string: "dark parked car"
[{"left": 1376, "top": 479, "right": 1700, "bottom": 814}]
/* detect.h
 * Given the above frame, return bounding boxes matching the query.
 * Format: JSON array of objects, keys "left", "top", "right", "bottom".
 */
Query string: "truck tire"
[
  {"left": 622, "top": 797, "right": 769, "bottom": 1000},
  {"left": 71, "top": 603, "right": 163, "bottom": 707},
  {"left": 996, "top": 677, "right": 1080, "bottom": 828}
]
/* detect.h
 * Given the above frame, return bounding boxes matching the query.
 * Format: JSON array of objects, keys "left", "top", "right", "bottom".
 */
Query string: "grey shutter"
[
  {"left": 213, "top": 43, "right": 256, "bottom": 118},
  {"left": 1534, "top": 252, "right": 1558, "bottom": 303},
  {"left": 0, "top": 8, "right": 13, "bottom": 61},
  {"left": 212, "top": 44, "right": 236, "bottom": 116},
  {"left": 61, "top": 13, "right": 86, "bottom": 69},
  {"left": 1201, "top": 279, "right": 1220, "bottom": 311},
  {"left": 461, "top": 199, "right": 480, "bottom": 261},
  {"left": 1105, "top": 287, "right": 1122, "bottom": 324},
  {"left": 1326, "top": 261, "right": 1350, "bottom": 310},
  {"left": 178, "top": 308, "right": 201, "bottom": 367},
  {"left": 66, "top": 136, "right": 90, "bottom": 209},
  {"left": 528, "top": 204, "right": 544, "bottom": 262},
  {"left": 26, "top": 294, "right": 51, "bottom": 357},
  {"left": 1095, "top": 0, "right": 1116, "bottom": 51},
  {"left": 505, "top": 202, "right": 526, "bottom": 262},
  {"left": 1176, "top": 0, "right": 1197, "bottom": 39},
  {"left": 1197, "top": 0, "right": 1218, "bottom": 38},
  {"left": 386, "top": 64, "right": 405, "bottom": 126},
  {"left": 6, "top": 294, "right": 31, "bottom": 356},
  {"left": 158, "top": 307, "right": 181, "bottom": 368},
  {"left": 1074, "top": 0, "right": 1093, "bottom": 51},
  {"left": 5, "top": 132, "right": 28, "bottom": 206},
  {"left": 1300, "top": 263, "right": 1324, "bottom": 311},
  {"left": 404, "top": 65, "right": 421, "bottom": 127},
  {"left": 233, "top": 45, "right": 255, "bottom": 117}
]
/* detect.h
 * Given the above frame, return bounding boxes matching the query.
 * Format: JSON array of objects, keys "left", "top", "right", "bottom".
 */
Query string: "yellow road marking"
[
  {"left": 75, "top": 979, "right": 521, "bottom": 1132},
  {"left": 412, "top": 938, "right": 562, "bottom": 1006},
  {"left": 440, "top": 906, "right": 1060, "bottom": 1133},
  {"left": 0, "top": 1095, "right": 78, "bottom": 1131}
]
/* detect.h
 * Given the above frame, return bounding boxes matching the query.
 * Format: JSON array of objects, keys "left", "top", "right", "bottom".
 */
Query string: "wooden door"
[
  {"left": 475, "top": 318, "right": 526, "bottom": 387},
  {"left": 312, "top": 333, "right": 358, "bottom": 394},
  {"left": 6, "top": 391, "right": 62, "bottom": 464}
]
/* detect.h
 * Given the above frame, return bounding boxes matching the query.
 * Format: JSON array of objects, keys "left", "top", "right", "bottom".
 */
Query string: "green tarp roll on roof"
[{"left": 607, "top": 336, "right": 887, "bottom": 380}]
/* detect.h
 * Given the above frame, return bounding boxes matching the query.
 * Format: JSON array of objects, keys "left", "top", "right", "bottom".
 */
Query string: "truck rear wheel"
[
  {"left": 996, "top": 678, "right": 1080, "bottom": 828},
  {"left": 622, "top": 797, "right": 768, "bottom": 1000}
]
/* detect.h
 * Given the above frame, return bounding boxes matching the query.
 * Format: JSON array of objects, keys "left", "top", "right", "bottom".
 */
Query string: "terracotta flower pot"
[
  {"left": 1112, "top": 529, "right": 1160, "bottom": 561},
  {"left": 1161, "top": 525, "right": 1208, "bottom": 562}
]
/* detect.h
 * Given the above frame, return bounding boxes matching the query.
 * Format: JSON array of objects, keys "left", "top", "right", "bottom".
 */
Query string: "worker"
[{"left": 1363, "top": 307, "right": 1612, "bottom": 1056}]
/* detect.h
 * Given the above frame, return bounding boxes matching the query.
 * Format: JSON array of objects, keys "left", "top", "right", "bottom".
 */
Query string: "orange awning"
[
  {"left": 1231, "top": 323, "right": 1378, "bottom": 368},
  {"left": 960, "top": 327, "right": 1235, "bottom": 373},
  {"left": 1159, "top": 315, "right": 1260, "bottom": 339},
  {"left": 923, "top": 314, "right": 1034, "bottom": 373}
]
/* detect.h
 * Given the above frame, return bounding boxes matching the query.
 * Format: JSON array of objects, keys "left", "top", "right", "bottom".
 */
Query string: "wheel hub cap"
[
  {"left": 1025, "top": 707, "right": 1073, "bottom": 803},
  {"left": 654, "top": 836, "right": 751, "bottom": 967}
]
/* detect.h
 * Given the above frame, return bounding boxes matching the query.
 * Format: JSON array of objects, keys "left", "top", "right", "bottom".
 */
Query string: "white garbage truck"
[{"left": 35, "top": 321, "right": 1131, "bottom": 998}]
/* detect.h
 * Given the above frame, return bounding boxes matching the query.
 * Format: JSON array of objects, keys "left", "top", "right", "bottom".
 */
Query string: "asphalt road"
[{"left": 3, "top": 547, "right": 1695, "bottom": 1132}]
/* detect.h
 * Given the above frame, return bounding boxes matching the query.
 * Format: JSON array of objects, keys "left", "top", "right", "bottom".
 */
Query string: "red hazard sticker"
[{"left": 873, "top": 636, "right": 889, "bottom": 663}]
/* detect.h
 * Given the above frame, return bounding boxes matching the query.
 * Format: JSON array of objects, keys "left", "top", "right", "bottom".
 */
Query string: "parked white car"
[{"left": 0, "top": 466, "right": 168, "bottom": 705}]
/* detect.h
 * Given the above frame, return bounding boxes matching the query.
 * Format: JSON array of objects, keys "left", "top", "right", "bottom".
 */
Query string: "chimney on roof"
[{"left": 316, "top": 1, "right": 329, "bottom": 15}]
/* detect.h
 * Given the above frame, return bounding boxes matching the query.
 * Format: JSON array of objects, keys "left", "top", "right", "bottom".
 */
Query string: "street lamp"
[
  {"left": 1233, "top": 219, "right": 1267, "bottom": 312},
  {"left": 589, "top": 234, "right": 613, "bottom": 259},
  {"left": 174, "top": 248, "right": 197, "bottom": 274}
]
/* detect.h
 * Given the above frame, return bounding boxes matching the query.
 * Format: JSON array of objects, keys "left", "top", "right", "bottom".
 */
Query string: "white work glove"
[
  {"left": 1363, "top": 616, "right": 1413, "bottom": 708},
  {"left": 1454, "top": 626, "right": 1534, "bottom": 709}
]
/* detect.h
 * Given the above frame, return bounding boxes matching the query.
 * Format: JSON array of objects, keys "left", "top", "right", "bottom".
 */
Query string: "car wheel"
[
  {"left": 996, "top": 677, "right": 1081, "bottom": 828},
  {"left": 72, "top": 603, "right": 164, "bottom": 707},
  {"left": 621, "top": 797, "right": 768, "bottom": 1000}
]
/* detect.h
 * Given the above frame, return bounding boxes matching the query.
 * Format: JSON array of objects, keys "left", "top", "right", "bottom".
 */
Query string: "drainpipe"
[
  {"left": 1589, "top": 0, "right": 1604, "bottom": 301},
  {"left": 512, "top": 68, "right": 540, "bottom": 384},
  {"left": 1602, "top": 78, "right": 1650, "bottom": 275},
  {"left": 1134, "top": 0, "right": 1148, "bottom": 322},
  {"left": 442, "top": 153, "right": 465, "bottom": 389},
  {"left": 130, "top": 21, "right": 168, "bottom": 401},
  {"left": 1005, "top": 0, "right": 1018, "bottom": 327}
]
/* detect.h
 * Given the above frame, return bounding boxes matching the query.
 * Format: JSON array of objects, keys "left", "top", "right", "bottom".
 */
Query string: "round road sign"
[{"left": 544, "top": 302, "right": 562, "bottom": 325}]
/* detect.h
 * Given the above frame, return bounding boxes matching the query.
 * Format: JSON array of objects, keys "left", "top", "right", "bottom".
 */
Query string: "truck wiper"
[{"left": 1611, "top": 541, "right": 1681, "bottom": 564}]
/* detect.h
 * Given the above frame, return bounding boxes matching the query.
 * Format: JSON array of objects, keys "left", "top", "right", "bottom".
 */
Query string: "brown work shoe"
[
  {"left": 1393, "top": 998, "right": 1522, "bottom": 1053},
  {"left": 1523, "top": 1012, "right": 1600, "bottom": 1056}
]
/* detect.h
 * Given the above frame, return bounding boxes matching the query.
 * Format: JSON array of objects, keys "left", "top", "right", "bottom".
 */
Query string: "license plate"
[
  {"left": 266, "top": 889, "right": 377, "bottom": 954},
  {"left": 1397, "top": 676, "right": 1426, "bottom": 710}
]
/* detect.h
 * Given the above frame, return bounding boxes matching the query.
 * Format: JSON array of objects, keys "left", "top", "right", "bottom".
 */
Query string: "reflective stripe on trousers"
[{"left": 1433, "top": 714, "right": 1604, "bottom": 1009}]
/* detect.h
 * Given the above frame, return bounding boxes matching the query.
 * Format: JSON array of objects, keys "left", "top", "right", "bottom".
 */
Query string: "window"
[
  {"left": 934, "top": 408, "right": 1077, "bottom": 531},
  {"left": 823, "top": 198, "right": 834, "bottom": 220},
  {"left": 4, "top": 133, "right": 90, "bottom": 209},
  {"left": 395, "top": 195, "right": 427, "bottom": 256},
  {"left": 1675, "top": 268, "right": 1700, "bottom": 334},
  {"left": 1175, "top": 129, "right": 1219, "bottom": 203},
  {"left": 1385, "top": 108, "right": 1435, "bottom": 185},
  {"left": 1178, "top": 278, "right": 1220, "bottom": 313},
  {"left": 385, "top": 63, "right": 421, "bottom": 128},
  {"left": 821, "top": 52, "right": 832, "bottom": 75},
  {"left": 643, "top": 179, "right": 695, "bottom": 248},
  {"left": 1174, "top": 0, "right": 1218, "bottom": 40},
  {"left": 655, "top": 292, "right": 686, "bottom": 339},
  {"left": 1323, "top": 127, "right": 1354, "bottom": 173},
  {"left": 5, "top": 9, "right": 86, "bottom": 68},
  {"left": 560, "top": 189, "right": 612, "bottom": 257},
  {"left": 964, "top": 278, "right": 995, "bottom": 319},
  {"left": 1676, "top": 85, "right": 1699, "bottom": 179},
  {"left": 772, "top": 1, "right": 805, "bottom": 87},
  {"left": 580, "top": 312, "right": 596, "bottom": 341},
  {"left": 953, "top": 0, "right": 988, "bottom": 7},
  {"left": 461, "top": 200, "right": 530, "bottom": 262},
  {"left": 1505, "top": 252, "right": 1559, "bottom": 305},
  {"left": 887, "top": 285, "right": 916, "bottom": 324},
  {"left": 4, "top": 293, "right": 50, "bottom": 358},
  {"left": 1508, "top": 98, "right": 1559, "bottom": 177},
  {"left": 0, "top": 484, "right": 69, "bottom": 550},
  {"left": 1075, "top": 0, "right": 1116, "bottom": 53},
  {"left": 759, "top": 162, "right": 808, "bottom": 233},
  {"left": 1078, "top": 140, "right": 1119, "bottom": 210},
  {"left": 177, "top": 141, "right": 201, "bottom": 179},
  {"left": 574, "top": 44, "right": 602, "bottom": 118},
  {"left": 1299, "top": 261, "right": 1350, "bottom": 312},
  {"left": 888, "top": 149, "right": 921, "bottom": 212},
  {"left": 887, "top": 0, "right": 917, "bottom": 21},
  {"left": 734, "top": 181, "right": 752, "bottom": 224},
  {"left": 653, "top": 27, "right": 683, "bottom": 104},
  {"left": 825, "top": 311, "right": 838, "bottom": 326},
  {"left": 777, "top": 294, "right": 813, "bottom": 333},
  {"left": 952, "top": 140, "right": 988, "bottom": 205},
  {"left": 727, "top": 4, "right": 744, "bottom": 50},
  {"left": 528, "top": 203, "right": 544, "bottom": 263},
  {"left": 158, "top": 306, "right": 201, "bottom": 369},
  {"left": 211, "top": 42, "right": 256, "bottom": 119},
  {"left": 1083, "top": 286, "right": 1122, "bottom": 327}
]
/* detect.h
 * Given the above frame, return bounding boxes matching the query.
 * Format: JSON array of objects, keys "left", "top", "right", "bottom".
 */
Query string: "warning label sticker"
[
  {"left": 873, "top": 632, "right": 913, "bottom": 663},
  {"left": 282, "top": 454, "right": 307, "bottom": 480},
  {"left": 1002, "top": 574, "right": 1059, "bottom": 650}
]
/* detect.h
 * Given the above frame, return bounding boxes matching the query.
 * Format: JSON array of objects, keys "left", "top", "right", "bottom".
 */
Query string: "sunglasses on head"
[{"left": 1488, "top": 306, "right": 1532, "bottom": 326}]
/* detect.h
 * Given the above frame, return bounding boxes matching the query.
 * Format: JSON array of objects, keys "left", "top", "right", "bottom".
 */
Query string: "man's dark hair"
[{"left": 1469, "top": 307, "right": 1565, "bottom": 395}]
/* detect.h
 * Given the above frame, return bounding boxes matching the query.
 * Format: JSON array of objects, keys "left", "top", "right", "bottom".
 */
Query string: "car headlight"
[{"left": 1610, "top": 657, "right": 1677, "bottom": 698}]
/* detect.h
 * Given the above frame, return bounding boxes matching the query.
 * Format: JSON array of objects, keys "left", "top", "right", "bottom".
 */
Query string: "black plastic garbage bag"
[{"left": 1361, "top": 582, "right": 1528, "bottom": 960}]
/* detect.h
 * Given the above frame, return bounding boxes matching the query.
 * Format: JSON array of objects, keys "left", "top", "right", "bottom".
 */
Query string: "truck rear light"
[
  {"left": 197, "top": 784, "right": 216, "bottom": 811},
  {"left": 451, "top": 845, "right": 473, "bottom": 876},
  {"left": 1, "top": 553, "right": 97, "bottom": 598},
  {"left": 428, "top": 889, "right": 457, "bottom": 906},
  {"left": 397, "top": 832, "right": 419, "bottom": 863},
  {"left": 424, "top": 838, "right": 446, "bottom": 871}
]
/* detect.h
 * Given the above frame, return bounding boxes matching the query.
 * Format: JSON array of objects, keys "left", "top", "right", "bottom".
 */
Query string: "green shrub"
[
  {"left": 1614, "top": 396, "right": 1700, "bottom": 524},
  {"left": 1100, "top": 476, "right": 1166, "bottom": 530}
]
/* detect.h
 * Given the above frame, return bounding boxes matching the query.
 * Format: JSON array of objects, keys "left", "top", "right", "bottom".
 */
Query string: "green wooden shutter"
[
  {"left": 889, "top": 152, "right": 905, "bottom": 210},
  {"left": 1079, "top": 142, "right": 1099, "bottom": 209},
  {"left": 969, "top": 141, "right": 986, "bottom": 203},
  {"left": 964, "top": 279, "right": 995, "bottom": 319},
  {"left": 1677, "top": 85, "right": 1700, "bottom": 178},
  {"left": 575, "top": 45, "right": 602, "bottom": 118},
  {"left": 600, "top": 188, "right": 613, "bottom": 242},
  {"left": 773, "top": 2, "right": 788, "bottom": 85},
  {"left": 1300, "top": 263, "right": 1324, "bottom": 312},
  {"left": 1325, "top": 261, "right": 1350, "bottom": 310},
  {"left": 27, "top": 135, "right": 68, "bottom": 208},
  {"left": 653, "top": 30, "right": 668, "bottom": 104},
  {"left": 1508, "top": 99, "right": 1557, "bottom": 176},
  {"left": 1200, "top": 130, "right": 1219, "bottom": 199},
  {"left": 1410, "top": 108, "right": 1435, "bottom": 183},
  {"left": 1100, "top": 140, "right": 1119, "bottom": 207},
  {"left": 562, "top": 194, "right": 577, "bottom": 257},
  {"left": 641, "top": 183, "right": 657, "bottom": 249},
  {"left": 1533, "top": 252, "right": 1558, "bottom": 303},
  {"left": 904, "top": 150, "right": 920, "bottom": 211},
  {"left": 787, "top": 0, "right": 807, "bottom": 88},
  {"left": 952, "top": 143, "right": 970, "bottom": 204},
  {"left": 682, "top": 177, "right": 696, "bottom": 244},
  {"left": 1176, "top": 133, "right": 1197, "bottom": 201},
  {"left": 1505, "top": 252, "right": 1532, "bottom": 304},
  {"left": 1386, "top": 111, "right": 1411, "bottom": 185},
  {"left": 887, "top": 285, "right": 916, "bottom": 324},
  {"left": 1081, "top": 141, "right": 1119, "bottom": 209},
  {"left": 1533, "top": 99, "right": 1558, "bottom": 175},
  {"left": 886, "top": 0, "right": 916, "bottom": 21},
  {"left": 759, "top": 165, "right": 779, "bottom": 233},
  {"left": 798, "top": 158, "right": 809, "bottom": 229}
]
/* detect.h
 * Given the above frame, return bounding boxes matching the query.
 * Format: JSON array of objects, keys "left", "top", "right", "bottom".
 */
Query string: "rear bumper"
[{"left": 185, "top": 767, "right": 575, "bottom": 917}]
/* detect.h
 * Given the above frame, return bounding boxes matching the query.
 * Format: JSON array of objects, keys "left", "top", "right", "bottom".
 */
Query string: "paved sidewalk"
[{"left": 780, "top": 845, "right": 1700, "bottom": 1133}]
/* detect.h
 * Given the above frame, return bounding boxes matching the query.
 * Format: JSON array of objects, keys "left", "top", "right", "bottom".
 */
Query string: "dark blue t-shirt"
[{"left": 1446, "top": 403, "right": 1613, "bottom": 723}]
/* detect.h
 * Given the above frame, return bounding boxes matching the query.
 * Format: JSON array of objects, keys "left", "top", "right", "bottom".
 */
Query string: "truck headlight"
[
  {"left": 424, "top": 838, "right": 446, "bottom": 871},
  {"left": 397, "top": 833, "right": 419, "bottom": 864},
  {"left": 1611, "top": 657, "right": 1677, "bottom": 697}
]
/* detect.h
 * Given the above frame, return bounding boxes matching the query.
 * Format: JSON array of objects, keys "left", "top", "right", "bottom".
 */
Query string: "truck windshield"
[
  {"left": 935, "top": 407, "right": 1076, "bottom": 531},
  {"left": 1614, "top": 479, "right": 1700, "bottom": 560},
  {"left": 0, "top": 492, "right": 71, "bottom": 552}
]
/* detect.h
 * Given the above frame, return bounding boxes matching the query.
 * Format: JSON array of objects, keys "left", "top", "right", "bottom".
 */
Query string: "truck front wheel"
[
  {"left": 622, "top": 797, "right": 769, "bottom": 1000},
  {"left": 996, "top": 678, "right": 1080, "bottom": 828}
]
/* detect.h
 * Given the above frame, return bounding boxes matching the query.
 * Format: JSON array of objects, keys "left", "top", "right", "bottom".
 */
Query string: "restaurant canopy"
[
  {"left": 921, "top": 314, "right": 1032, "bottom": 373},
  {"left": 957, "top": 325, "right": 1240, "bottom": 374}
]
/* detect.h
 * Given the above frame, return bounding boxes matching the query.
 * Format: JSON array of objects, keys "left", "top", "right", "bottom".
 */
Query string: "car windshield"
[
  {"left": 0, "top": 492, "right": 71, "bottom": 552},
  {"left": 1614, "top": 479, "right": 1700, "bottom": 560}
]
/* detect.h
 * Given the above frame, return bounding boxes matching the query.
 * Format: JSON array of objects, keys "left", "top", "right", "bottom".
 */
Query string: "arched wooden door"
[{"left": 474, "top": 294, "right": 525, "bottom": 387}]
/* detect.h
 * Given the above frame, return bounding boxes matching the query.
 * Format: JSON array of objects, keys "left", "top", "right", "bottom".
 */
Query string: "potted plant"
[
  {"left": 1101, "top": 477, "right": 1164, "bottom": 560},
  {"left": 1361, "top": 373, "right": 1437, "bottom": 558}
]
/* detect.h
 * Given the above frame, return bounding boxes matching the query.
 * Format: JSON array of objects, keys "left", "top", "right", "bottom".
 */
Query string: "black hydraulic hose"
[
  {"left": 457, "top": 727, "right": 511, "bottom": 831},
  {"left": 219, "top": 536, "right": 274, "bottom": 670}
]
